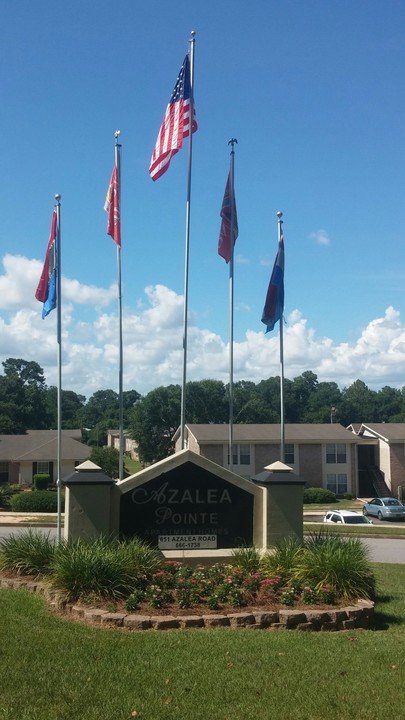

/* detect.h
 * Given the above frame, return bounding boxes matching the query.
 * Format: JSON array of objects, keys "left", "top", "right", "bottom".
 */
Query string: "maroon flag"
[
  {"left": 149, "top": 55, "right": 197, "bottom": 181},
  {"left": 35, "top": 210, "right": 58, "bottom": 318},
  {"left": 218, "top": 173, "right": 238, "bottom": 263},
  {"left": 104, "top": 165, "right": 121, "bottom": 247}
]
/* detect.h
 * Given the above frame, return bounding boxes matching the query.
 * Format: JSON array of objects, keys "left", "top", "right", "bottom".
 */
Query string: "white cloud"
[
  {"left": 1, "top": 254, "right": 405, "bottom": 399},
  {"left": 309, "top": 229, "right": 331, "bottom": 246}
]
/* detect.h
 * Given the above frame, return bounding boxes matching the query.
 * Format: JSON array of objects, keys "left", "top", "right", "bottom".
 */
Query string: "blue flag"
[
  {"left": 35, "top": 211, "right": 57, "bottom": 318},
  {"left": 261, "top": 234, "right": 284, "bottom": 332}
]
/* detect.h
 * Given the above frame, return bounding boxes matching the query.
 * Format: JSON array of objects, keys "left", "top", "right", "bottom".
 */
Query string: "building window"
[
  {"left": 326, "top": 443, "right": 346, "bottom": 464},
  {"left": 0, "top": 462, "right": 9, "bottom": 484},
  {"left": 37, "top": 461, "right": 50, "bottom": 475},
  {"left": 227, "top": 444, "right": 251, "bottom": 466},
  {"left": 284, "top": 444, "right": 295, "bottom": 465},
  {"left": 327, "top": 473, "right": 348, "bottom": 495}
]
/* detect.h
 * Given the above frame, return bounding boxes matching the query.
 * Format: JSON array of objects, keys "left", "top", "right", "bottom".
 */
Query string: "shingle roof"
[
  {"left": 359, "top": 423, "right": 405, "bottom": 442},
  {"left": 183, "top": 423, "right": 360, "bottom": 444},
  {"left": 0, "top": 430, "right": 90, "bottom": 462}
]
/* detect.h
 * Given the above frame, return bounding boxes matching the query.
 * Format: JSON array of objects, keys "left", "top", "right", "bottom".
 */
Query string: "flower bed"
[{"left": 0, "top": 576, "right": 374, "bottom": 631}]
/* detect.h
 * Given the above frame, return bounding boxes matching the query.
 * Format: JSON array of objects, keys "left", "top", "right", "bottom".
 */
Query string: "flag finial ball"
[
  {"left": 114, "top": 130, "right": 121, "bottom": 138},
  {"left": 277, "top": 211, "right": 283, "bottom": 219},
  {"left": 55, "top": 194, "right": 61, "bottom": 201}
]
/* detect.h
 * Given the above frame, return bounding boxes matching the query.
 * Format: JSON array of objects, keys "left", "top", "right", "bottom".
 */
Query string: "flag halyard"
[
  {"left": 35, "top": 210, "right": 58, "bottom": 319},
  {"left": 261, "top": 234, "right": 285, "bottom": 332},
  {"left": 149, "top": 54, "right": 197, "bottom": 181},
  {"left": 104, "top": 164, "right": 121, "bottom": 246},
  {"left": 218, "top": 172, "right": 238, "bottom": 263}
]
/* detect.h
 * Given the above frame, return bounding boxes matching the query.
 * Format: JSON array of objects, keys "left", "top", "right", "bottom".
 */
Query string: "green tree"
[
  {"left": 129, "top": 385, "right": 181, "bottom": 464},
  {"left": 302, "top": 381, "right": 342, "bottom": 423},
  {"left": 340, "top": 380, "right": 377, "bottom": 425},
  {"left": 90, "top": 447, "right": 120, "bottom": 479},
  {"left": 187, "top": 380, "right": 227, "bottom": 423},
  {"left": 375, "top": 385, "right": 402, "bottom": 422},
  {"left": 46, "top": 388, "right": 86, "bottom": 429},
  {"left": 0, "top": 358, "right": 51, "bottom": 432},
  {"left": 232, "top": 380, "right": 274, "bottom": 423}
]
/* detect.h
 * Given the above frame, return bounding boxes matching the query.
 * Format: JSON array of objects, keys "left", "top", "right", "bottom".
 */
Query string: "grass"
[
  {"left": 305, "top": 522, "right": 405, "bottom": 536},
  {"left": 303, "top": 498, "right": 365, "bottom": 511},
  {"left": 0, "top": 563, "right": 404, "bottom": 720},
  {"left": 124, "top": 456, "right": 143, "bottom": 475}
]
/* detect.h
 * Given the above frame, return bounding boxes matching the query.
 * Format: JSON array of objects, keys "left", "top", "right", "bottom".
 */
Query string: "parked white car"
[{"left": 323, "top": 510, "right": 373, "bottom": 525}]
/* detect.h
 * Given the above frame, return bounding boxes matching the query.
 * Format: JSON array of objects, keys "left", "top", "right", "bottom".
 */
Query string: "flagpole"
[
  {"left": 114, "top": 131, "right": 124, "bottom": 481},
  {"left": 180, "top": 30, "right": 196, "bottom": 449},
  {"left": 228, "top": 139, "right": 237, "bottom": 472},
  {"left": 55, "top": 194, "right": 62, "bottom": 543},
  {"left": 277, "top": 211, "right": 285, "bottom": 462}
]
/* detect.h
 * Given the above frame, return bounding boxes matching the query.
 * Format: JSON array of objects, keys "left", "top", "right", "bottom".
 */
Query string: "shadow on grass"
[{"left": 373, "top": 593, "right": 404, "bottom": 630}]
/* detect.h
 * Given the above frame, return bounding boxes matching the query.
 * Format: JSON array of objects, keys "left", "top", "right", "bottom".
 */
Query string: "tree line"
[{"left": 2, "top": 359, "right": 405, "bottom": 464}]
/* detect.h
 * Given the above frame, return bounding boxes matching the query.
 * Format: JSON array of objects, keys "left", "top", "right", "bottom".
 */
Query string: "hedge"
[
  {"left": 9, "top": 491, "right": 65, "bottom": 513},
  {"left": 303, "top": 487, "right": 337, "bottom": 504}
]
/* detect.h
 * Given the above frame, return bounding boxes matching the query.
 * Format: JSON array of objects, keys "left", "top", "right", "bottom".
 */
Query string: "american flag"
[{"left": 149, "top": 54, "right": 197, "bottom": 181}]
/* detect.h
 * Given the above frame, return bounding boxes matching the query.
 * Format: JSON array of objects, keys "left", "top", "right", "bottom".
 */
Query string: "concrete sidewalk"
[{"left": 0, "top": 512, "right": 61, "bottom": 526}]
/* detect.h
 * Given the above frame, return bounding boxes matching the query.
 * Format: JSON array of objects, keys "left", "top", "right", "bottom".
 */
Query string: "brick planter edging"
[{"left": 1, "top": 576, "right": 375, "bottom": 631}]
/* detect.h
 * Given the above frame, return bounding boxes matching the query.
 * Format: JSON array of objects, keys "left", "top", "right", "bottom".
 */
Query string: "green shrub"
[
  {"left": 0, "top": 485, "right": 15, "bottom": 508},
  {"left": 293, "top": 531, "right": 375, "bottom": 600},
  {"left": 0, "top": 529, "right": 56, "bottom": 577},
  {"left": 51, "top": 536, "right": 163, "bottom": 602},
  {"left": 33, "top": 474, "right": 50, "bottom": 491},
  {"left": 230, "top": 544, "right": 262, "bottom": 573},
  {"left": 9, "top": 490, "right": 64, "bottom": 513},
  {"left": 303, "top": 487, "right": 337, "bottom": 504},
  {"left": 260, "top": 537, "right": 304, "bottom": 583}
]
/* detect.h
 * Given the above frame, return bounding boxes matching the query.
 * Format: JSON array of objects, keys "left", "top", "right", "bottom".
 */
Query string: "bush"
[
  {"left": 33, "top": 474, "right": 50, "bottom": 491},
  {"left": 9, "top": 490, "right": 65, "bottom": 513},
  {"left": 0, "top": 485, "right": 15, "bottom": 508},
  {"left": 51, "top": 536, "right": 163, "bottom": 602},
  {"left": 0, "top": 529, "right": 56, "bottom": 577},
  {"left": 303, "top": 487, "right": 337, "bottom": 504},
  {"left": 294, "top": 531, "right": 375, "bottom": 600}
]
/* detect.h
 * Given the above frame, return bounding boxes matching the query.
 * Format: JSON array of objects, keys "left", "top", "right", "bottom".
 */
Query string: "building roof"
[
  {"left": 179, "top": 423, "right": 360, "bottom": 445},
  {"left": 358, "top": 423, "right": 405, "bottom": 442},
  {"left": 0, "top": 430, "right": 90, "bottom": 462}
]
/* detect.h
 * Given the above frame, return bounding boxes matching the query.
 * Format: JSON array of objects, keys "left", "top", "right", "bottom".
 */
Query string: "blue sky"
[{"left": 1, "top": 0, "right": 405, "bottom": 399}]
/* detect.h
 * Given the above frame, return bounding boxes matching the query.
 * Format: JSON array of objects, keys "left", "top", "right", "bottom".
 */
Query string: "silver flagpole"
[
  {"left": 277, "top": 211, "right": 285, "bottom": 462},
  {"left": 180, "top": 31, "right": 196, "bottom": 449},
  {"left": 228, "top": 139, "right": 237, "bottom": 472},
  {"left": 55, "top": 194, "right": 62, "bottom": 542},
  {"left": 114, "top": 131, "right": 124, "bottom": 481}
]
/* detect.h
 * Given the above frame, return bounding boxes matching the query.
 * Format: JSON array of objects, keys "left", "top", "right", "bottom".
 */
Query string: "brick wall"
[{"left": 298, "top": 444, "right": 323, "bottom": 487}]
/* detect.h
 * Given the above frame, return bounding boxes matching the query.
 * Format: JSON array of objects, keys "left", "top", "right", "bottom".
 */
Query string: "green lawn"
[{"left": 0, "top": 563, "right": 404, "bottom": 720}]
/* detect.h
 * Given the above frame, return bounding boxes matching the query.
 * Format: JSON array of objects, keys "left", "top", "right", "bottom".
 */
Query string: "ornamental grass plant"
[
  {"left": 0, "top": 531, "right": 375, "bottom": 610},
  {"left": 50, "top": 536, "right": 163, "bottom": 602},
  {"left": 0, "top": 529, "right": 55, "bottom": 577}
]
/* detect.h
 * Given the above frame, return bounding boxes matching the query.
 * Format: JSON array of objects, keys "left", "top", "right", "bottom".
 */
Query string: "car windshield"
[
  {"left": 344, "top": 516, "right": 369, "bottom": 524},
  {"left": 385, "top": 500, "right": 402, "bottom": 507}
]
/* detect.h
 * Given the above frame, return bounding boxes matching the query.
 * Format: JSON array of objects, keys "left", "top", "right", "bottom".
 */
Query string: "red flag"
[
  {"left": 149, "top": 55, "right": 197, "bottom": 181},
  {"left": 218, "top": 173, "right": 238, "bottom": 263},
  {"left": 35, "top": 210, "right": 58, "bottom": 318},
  {"left": 104, "top": 165, "right": 121, "bottom": 247}
]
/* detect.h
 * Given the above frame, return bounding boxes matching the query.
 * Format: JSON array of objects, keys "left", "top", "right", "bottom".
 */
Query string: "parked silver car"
[{"left": 362, "top": 497, "right": 405, "bottom": 521}]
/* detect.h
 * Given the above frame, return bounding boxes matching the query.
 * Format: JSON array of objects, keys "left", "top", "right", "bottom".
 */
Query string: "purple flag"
[{"left": 261, "top": 234, "right": 284, "bottom": 332}]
